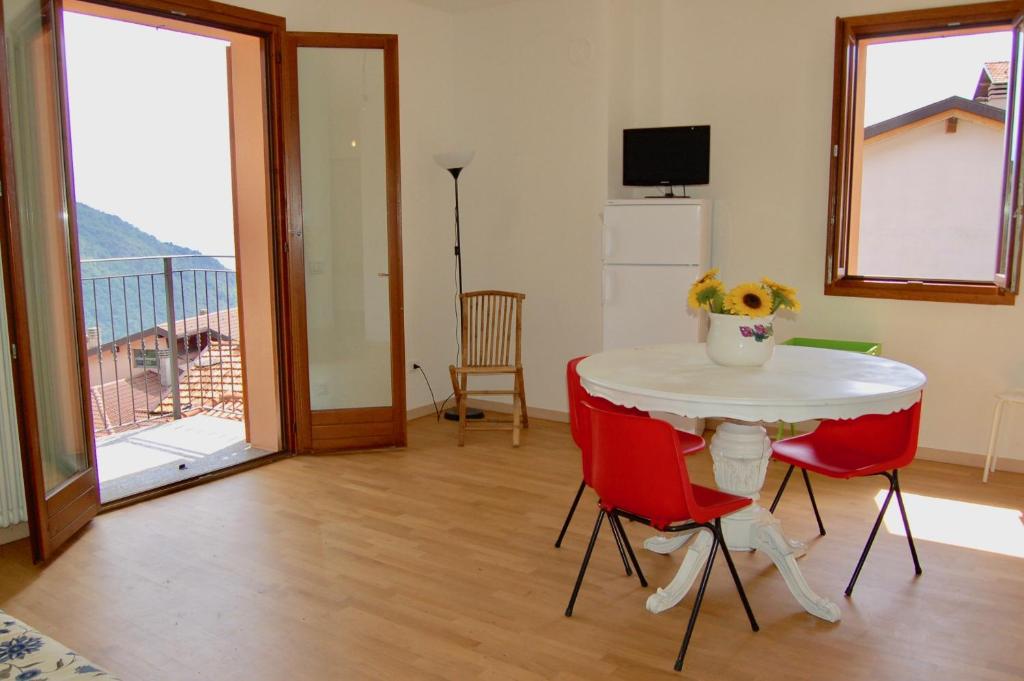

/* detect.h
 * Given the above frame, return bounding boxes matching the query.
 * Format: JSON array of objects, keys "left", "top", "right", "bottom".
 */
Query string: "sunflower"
[
  {"left": 695, "top": 268, "right": 720, "bottom": 285},
  {"left": 725, "top": 282, "right": 773, "bottom": 317},
  {"left": 760, "top": 277, "right": 800, "bottom": 313},
  {"left": 688, "top": 278, "right": 725, "bottom": 312}
]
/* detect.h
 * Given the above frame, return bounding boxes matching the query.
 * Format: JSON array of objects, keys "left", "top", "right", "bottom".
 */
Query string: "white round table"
[{"left": 577, "top": 343, "right": 926, "bottom": 622}]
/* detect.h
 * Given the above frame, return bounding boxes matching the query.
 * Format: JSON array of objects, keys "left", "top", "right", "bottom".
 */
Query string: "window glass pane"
[
  {"left": 4, "top": 0, "right": 90, "bottom": 493},
  {"left": 296, "top": 47, "right": 392, "bottom": 410},
  {"left": 852, "top": 31, "right": 1011, "bottom": 281}
]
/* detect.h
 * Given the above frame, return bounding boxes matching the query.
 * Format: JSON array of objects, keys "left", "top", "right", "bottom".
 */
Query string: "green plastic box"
[{"left": 781, "top": 337, "right": 882, "bottom": 356}]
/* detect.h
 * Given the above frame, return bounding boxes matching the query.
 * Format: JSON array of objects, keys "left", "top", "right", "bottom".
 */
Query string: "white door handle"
[
  {"left": 603, "top": 270, "right": 615, "bottom": 304},
  {"left": 604, "top": 230, "right": 615, "bottom": 260}
]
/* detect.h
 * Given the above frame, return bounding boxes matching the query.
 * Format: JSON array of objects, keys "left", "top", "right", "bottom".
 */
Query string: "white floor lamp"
[{"left": 435, "top": 151, "right": 483, "bottom": 421}]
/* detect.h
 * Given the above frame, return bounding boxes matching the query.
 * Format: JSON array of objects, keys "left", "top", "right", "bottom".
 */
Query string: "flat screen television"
[{"left": 623, "top": 125, "right": 710, "bottom": 195}]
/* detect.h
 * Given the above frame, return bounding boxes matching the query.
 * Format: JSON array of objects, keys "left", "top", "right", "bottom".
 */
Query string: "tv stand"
[{"left": 644, "top": 185, "right": 690, "bottom": 199}]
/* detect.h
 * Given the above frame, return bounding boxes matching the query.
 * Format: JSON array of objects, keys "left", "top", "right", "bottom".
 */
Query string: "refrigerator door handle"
[
  {"left": 603, "top": 230, "right": 614, "bottom": 261},
  {"left": 603, "top": 269, "right": 614, "bottom": 304}
]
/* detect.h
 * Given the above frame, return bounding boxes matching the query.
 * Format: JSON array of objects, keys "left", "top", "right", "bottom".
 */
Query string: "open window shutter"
[
  {"left": 995, "top": 12, "right": 1024, "bottom": 293},
  {"left": 827, "top": 21, "right": 857, "bottom": 284}
]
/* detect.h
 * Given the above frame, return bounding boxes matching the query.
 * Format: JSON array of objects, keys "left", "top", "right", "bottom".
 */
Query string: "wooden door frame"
[
  {"left": 0, "top": 0, "right": 105, "bottom": 560},
  {"left": 79, "top": 0, "right": 292, "bottom": 450},
  {"left": 0, "top": 0, "right": 291, "bottom": 560},
  {"left": 281, "top": 32, "right": 406, "bottom": 453}
]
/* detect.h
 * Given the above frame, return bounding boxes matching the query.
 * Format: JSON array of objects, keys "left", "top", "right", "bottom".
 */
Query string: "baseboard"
[
  {"left": 466, "top": 398, "right": 569, "bottom": 423},
  {"left": 406, "top": 405, "right": 1024, "bottom": 473},
  {"left": 917, "top": 446, "right": 1024, "bottom": 473},
  {"left": 0, "top": 522, "right": 28, "bottom": 546},
  {"left": 407, "top": 403, "right": 438, "bottom": 421}
]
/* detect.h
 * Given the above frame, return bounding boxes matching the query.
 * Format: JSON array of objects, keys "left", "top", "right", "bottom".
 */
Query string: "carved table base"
[{"left": 644, "top": 422, "right": 841, "bottom": 622}]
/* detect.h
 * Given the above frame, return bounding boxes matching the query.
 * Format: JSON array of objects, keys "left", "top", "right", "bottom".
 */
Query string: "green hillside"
[
  {"left": 77, "top": 202, "right": 225, "bottom": 273},
  {"left": 76, "top": 203, "right": 236, "bottom": 343}
]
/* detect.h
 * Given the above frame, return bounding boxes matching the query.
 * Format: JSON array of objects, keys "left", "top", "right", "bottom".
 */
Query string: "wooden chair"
[{"left": 449, "top": 290, "right": 528, "bottom": 446}]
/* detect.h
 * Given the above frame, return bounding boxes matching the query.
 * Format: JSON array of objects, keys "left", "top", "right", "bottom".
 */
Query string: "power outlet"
[{"left": 408, "top": 360, "right": 422, "bottom": 373}]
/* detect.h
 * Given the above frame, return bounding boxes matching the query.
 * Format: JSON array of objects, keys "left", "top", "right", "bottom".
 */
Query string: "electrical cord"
[
  {"left": 414, "top": 364, "right": 441, "bottom": 420},
  {"left": 436, "top": 391, "right": 455, "bottom": 422}
]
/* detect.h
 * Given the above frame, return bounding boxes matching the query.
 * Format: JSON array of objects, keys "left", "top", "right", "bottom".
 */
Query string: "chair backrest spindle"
[{"left": 460, "top": 291, "right": 525, "bottom": 367}]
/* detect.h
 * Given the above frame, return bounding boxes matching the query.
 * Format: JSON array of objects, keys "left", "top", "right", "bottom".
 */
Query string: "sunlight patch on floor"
[{"left": 876, "top": 490, "right": 1024, "bottom": 558}]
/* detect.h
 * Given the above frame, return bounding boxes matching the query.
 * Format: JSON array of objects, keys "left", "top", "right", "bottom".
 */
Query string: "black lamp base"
[{"left": 444, "top": 406, "right": 485, "bottom": 421}]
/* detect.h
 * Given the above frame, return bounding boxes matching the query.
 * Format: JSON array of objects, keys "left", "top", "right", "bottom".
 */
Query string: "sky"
[
  {"left": 864, "top": 31, "right": 1012, "bottom": 126},
  {"left": 62, "top": 12, "right": 236, "bottom": 261}
]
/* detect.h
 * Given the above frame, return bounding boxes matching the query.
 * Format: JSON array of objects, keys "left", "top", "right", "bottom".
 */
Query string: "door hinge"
[
  {"left": 832, "top": 144, "right": 839, "bottom": 158},
  {"left": 10, "top": 343, "right": 15, "bottom": 360}
]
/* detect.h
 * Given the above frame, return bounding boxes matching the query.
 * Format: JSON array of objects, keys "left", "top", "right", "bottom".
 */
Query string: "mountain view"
[{"left": 77, "top": 202, "right": 236, "bottom": 343}]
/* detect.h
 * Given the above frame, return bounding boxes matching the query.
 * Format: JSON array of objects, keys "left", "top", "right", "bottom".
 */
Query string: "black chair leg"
[
  {"left": 608, "top": 511, "right": 634, "bottom": 577},
  {"left": 801, "top": 469, "right": 827, "bottom": 536},
  {"left": 892, "top": 470, "right": 922, "bottom": 576},
  {"left": 674, "top": 525, "right": 719, "bottom": 672},
  {"left": 566, "top": 509, "right": 604, "bottom": 617},
  {"left": 845, "top": 476, "right": 895, "bottom": 597},
  {"left": 769, "top": 464, "right": 795, "bottom": 513},
  {"left": 611, "top": 512, "right": 647, "bottom": 587},
  {"left": 554, "top": 479, "right": 586, "bottom": 548},
  {"left": 714, "top": 518, "right": 758, "bottom": 632}
]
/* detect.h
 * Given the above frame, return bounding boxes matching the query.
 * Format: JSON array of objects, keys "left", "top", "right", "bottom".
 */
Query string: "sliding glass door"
[{"left": 282, "top": 33, "right": 406, "bottom": 452}]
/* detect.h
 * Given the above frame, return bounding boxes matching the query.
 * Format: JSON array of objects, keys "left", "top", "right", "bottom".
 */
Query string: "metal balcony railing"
[{"left": 79, "top": 255, "right": 241, "bottom": 434}]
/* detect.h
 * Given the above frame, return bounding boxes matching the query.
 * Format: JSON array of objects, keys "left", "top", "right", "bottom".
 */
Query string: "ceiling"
[{"left": 407, "top": 0, "right": 520, "bottom": 12}]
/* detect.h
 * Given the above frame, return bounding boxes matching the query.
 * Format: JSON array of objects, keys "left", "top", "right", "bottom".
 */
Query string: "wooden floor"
[{"left": 1, "top": 416, "right": 1022, "bottom": 680}]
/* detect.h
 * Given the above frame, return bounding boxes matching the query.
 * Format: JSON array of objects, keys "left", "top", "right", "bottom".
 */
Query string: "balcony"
[{"left": 79, "top": 255, "right": 266, "bottom": 501}]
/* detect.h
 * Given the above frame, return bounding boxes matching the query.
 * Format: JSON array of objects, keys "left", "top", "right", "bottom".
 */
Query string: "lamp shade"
[{"left": 434, "top": 150, "right": 475, "bottom": 170}]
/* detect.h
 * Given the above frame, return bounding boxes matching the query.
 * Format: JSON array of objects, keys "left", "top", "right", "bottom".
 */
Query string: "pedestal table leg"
[{"left": 642, "top": 422, "right": 840, "bottom": 622}]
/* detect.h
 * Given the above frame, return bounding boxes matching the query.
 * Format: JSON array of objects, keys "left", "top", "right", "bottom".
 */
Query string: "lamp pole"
[
  {"left": 449, "top": 165, "right": 465, "bottom": 297},
  {"left": 435, "top": 151, "right": 483, "bottom": 421}
]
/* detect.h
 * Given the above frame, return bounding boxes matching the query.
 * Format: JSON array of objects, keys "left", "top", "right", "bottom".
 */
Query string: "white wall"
[
  {"left": 451, "top": 0, "right": 611, "bottom": 409},
  {"left": 858, "top": 117, "right": 1004, "bottom": 280},
  {"left": 447, "top": 0, "right": 1024, "bottom": 463}
]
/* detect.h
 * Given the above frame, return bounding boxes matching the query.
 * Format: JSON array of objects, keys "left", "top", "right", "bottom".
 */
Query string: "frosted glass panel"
[
  {"left": 297, "top": 48, "right": 391, "bottom": 410},
  {"left": 5, "top": 0, "right": 90, "bottom": 494}
]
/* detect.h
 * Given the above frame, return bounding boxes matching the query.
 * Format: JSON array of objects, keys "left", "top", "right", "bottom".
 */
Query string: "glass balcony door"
[
  {"left": 0, "top": 0, "right": 99, "bottom": 560},
  {"left": 282, "top": 33, "right": 406, "bottom": 452}
]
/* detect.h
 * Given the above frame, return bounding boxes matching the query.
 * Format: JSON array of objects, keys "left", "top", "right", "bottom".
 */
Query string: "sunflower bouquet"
[{"left": 688, "top": 269, "right": 800, "bottom": 318}]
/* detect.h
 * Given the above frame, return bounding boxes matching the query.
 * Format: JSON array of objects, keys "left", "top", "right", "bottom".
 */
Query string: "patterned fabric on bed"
[{"left": 0, "top": 610, "right": 117, "bottom": 680}]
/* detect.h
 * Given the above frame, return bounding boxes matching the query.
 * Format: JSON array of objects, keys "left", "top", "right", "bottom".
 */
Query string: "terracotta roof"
[
  {"left": 88, "top": 307, "right": 240, "bottom": 357},
  {"left": 984, "top": 61, "right": 1009, "bottom": 85},
  {"left": 162, "top": 307, "right": 240, "bottom": 342},
  {"left": 974, "top": 61, "right": 1010, "bottom": 102},
  {"left": 90, "top": 339, "right": 243, "bottom": 434},
  {"left": 864, "top": 95, "right": 1004, "bottom": 140},
  {"left": 90, "top": 372, "right": 170, "bottom": 433}
]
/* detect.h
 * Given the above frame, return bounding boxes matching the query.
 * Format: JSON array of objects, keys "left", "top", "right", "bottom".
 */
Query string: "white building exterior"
[{"left": 856, "top": 100, "right": 1005, "bottom": 281}]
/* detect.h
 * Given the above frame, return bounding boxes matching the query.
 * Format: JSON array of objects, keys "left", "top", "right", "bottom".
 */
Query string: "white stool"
[{"left": 983, "top": 389, "right": 1024, "bottom": 482}]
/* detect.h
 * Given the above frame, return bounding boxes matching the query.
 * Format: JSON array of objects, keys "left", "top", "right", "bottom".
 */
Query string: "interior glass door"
[
  {"left": 283, "top": 33, "right": 405, "bottom": 452},
  {"left": 1, "top": 0, "right": 99, "bottom": 560}
]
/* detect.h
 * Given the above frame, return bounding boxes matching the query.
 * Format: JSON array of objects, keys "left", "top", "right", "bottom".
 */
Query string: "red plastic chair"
[
  {"left": 565, "top": 399, "right": 758, "bottom": 672},
  {"left": 770, "top": 400, "right": 923, "bottom": 596},
  {"left": 556, "top": 357, "right": 705, "bottom": 586}
]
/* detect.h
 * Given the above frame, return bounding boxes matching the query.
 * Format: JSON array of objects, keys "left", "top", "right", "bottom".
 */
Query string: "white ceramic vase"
[{"left": 706, "top": 312, "right": 775, "bottom": 367}]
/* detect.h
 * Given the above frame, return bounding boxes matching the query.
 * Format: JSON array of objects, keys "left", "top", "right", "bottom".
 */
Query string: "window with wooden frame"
[{"left": 826, "top": 2, "right": 1024, "bottom": 304}]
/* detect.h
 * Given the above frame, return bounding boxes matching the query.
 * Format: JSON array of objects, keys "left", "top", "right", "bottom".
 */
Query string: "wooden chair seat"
[{"left": 449, "top": 290, "right": 528, "bottom": 446}]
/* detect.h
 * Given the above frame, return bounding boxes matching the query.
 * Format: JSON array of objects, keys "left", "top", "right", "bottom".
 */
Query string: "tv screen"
[{"left": 623, "top": 125, "right": 710, "bottom": 187}]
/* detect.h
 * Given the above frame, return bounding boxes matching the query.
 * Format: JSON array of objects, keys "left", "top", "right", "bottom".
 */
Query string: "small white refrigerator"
[
  {"left": 602, "top": 199, "right": 712, "bottom": 434},
  {"left": 602, "top": 199, "right": 711, "bottom": 350}
]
